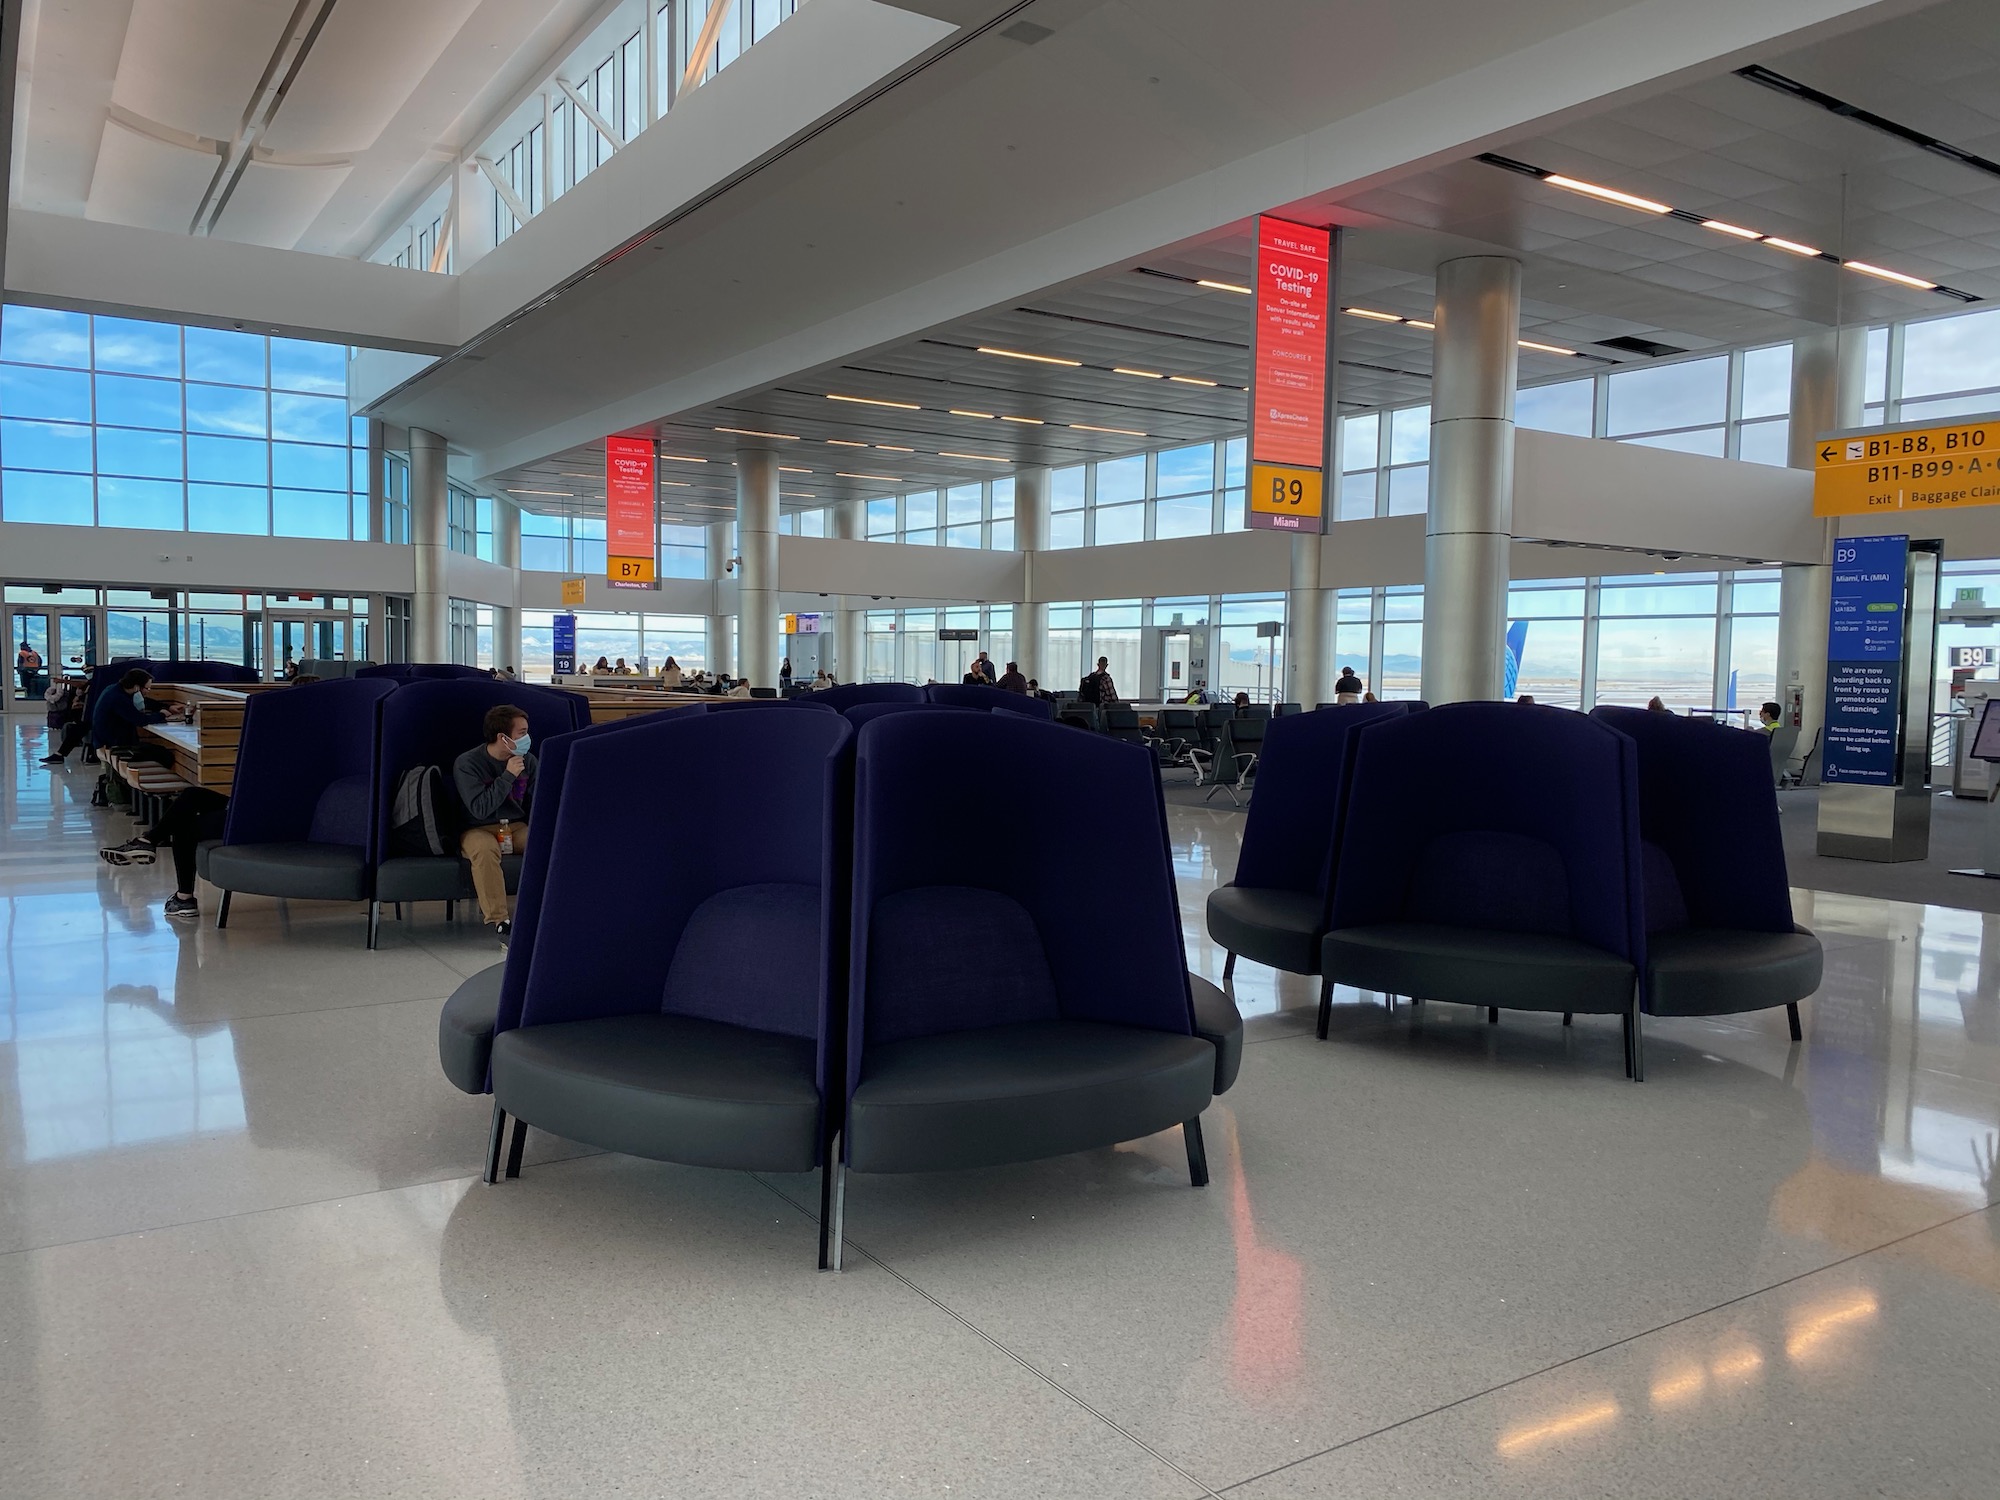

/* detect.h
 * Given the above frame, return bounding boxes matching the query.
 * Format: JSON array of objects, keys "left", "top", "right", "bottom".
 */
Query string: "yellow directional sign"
[{"left": 1814, "top": 415, "right": 2000, "bottom": 516}]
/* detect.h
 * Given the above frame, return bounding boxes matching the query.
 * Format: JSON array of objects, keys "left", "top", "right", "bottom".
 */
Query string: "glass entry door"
[
  {"left": 9, "top": 608, "right": 101, "bottom": 707},
  {"left": 265, "top": 613, "right": 354, "bottom": 678}
]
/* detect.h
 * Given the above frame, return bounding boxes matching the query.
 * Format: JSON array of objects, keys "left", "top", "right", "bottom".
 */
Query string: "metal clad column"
[
  {"left": 706, "top": 519, "right": 733, "bottom": 678},
  {"left": 492, "top": 499, "right": 521, "bottom": 674},
  {"left": 832, "top": 498, "right": 865, "bottom": 681},
  {"left": 1778, "top": 326, "right": 1867, "bottom": 773},
  {"left": 736, "top": 446, "right": 780, "bottom": 688},
  {"left": 1288, "top": 537, "right": 1326, "bottom": 707},
  {"left": 1422, "top": 257, "right": 1520, "bottom": 704},
  {"left": 1016, "top": 466, "right": 1051, "bottom": 684},
  {"left": 409, "top": 428, "right": 450, "bottom": 663}
]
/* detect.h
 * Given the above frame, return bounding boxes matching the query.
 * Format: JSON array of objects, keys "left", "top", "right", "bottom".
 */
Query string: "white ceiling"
[
  {"left": 482, "top": 0, "right": 2000, "bottom": 524},
  {"left": 11, "top": 0, "right": 603, "bottom": 254}
]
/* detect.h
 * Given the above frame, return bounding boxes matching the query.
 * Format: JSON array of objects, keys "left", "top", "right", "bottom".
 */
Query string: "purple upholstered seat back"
[
  {"left": 849, "top": 712, "right": 1191, "bottom": 1093},
  {"left": 222, "top": 678, "right": 397, "bottom": 848},
  {"left": 507, "top": 710, "right": 853, "bottom": 1099},
  {"left": 924, "top": 683, "right": 1056, "bottom": 719},
  {"left": 1234, "top": 701, "right": 1415, "bottom": 903},
  {"left": 1329, "top": 703, "right": 1644, "bottom": 963},
  {"left": 810, "top": 682, "right": 925, "bottom": 711},
  {"left": 1589, "top": 706, "right": 1794, "bottom": 934}
]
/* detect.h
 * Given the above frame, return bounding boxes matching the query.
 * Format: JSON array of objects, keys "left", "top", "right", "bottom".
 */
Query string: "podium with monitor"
[{"left": 1952, "top": 697, "right": 2000, "bottom": 879}]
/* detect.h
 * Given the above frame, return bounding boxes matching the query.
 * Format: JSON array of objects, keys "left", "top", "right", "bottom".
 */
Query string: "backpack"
[
  {"left": 1078, "top": 672, "right": 1103, "bottom": 705},
  {"left": 389, "top": 765, "right": 462, "bottom": 856}
]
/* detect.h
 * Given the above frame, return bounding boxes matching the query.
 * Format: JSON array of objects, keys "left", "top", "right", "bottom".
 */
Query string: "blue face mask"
[
  {"left": 131, "top": 691, "right": 146, "bottom": 709},
  {"left": 509, "top": 731, "right": 531, "bottom": 755}
]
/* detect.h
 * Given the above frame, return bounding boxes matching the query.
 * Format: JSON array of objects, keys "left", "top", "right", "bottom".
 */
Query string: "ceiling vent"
[
  {"left": 1595, "top": 335, "right": 1687, "bottom": 359},
  {"left": 1001, "top": 20, "right": 1053, "bottom": 45}
]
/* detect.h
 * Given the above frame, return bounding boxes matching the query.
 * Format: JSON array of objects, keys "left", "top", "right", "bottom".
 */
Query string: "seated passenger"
[
  {"left": 661, "top": 656, "right": 683, "bottom": 688},
  {"left": 40, "top": 679, "right": 90, "bottom": 767},
  {"left": 614, "top": 657, "right": 630, "bottom": 674},
  {"left": 453, "top": 705, "right": 536, "bottom": 939},
  {"left": 1232, "top": 691, "right": 1251, "bottom": 712},
  {"left": 592, "top": 656, "right": 612, "bottom": 674},
  {"left": 100, "top": 787, "right": 229, "bottom": 922},
  {"left": 727, "top": 678, "right": 753, "bottom": 698},
  {"left": 997, "top": 661, "right": 1028, "bottom": 693},
  {"left": 90, "top": 668, "right": 179, "bottom": 752},
  {"left": 963, "top": 666, "right": 986, "bottom": 686}
]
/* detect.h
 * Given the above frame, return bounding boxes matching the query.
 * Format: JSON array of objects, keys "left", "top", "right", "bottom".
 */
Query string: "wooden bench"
[{"left": 103, "top": 748, "right": 195, "bottom": 822}]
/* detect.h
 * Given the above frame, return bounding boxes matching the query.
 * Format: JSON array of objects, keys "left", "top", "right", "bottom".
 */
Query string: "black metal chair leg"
[
  {"left": 1786, "top": 1001, "right": 1802, "bottom": 1042},
  {"left": 483, "top": 1102, "right": 507, "bottom": 1185},
  {"left": 1183, "top": 1116, "right": 1209, "bottom": 1187},
  {"left": 1622, "top": 1010, "right": 1634, "bottom": 1078},
  {"left": 366, "top": 899, "right": 380, "bottom": 950},
  {"left": 395, "top": 902, "right": 404, "bottom": 921},
  {"left": 1222, "top": 951, "right": 1236, "bottom": 984},
  {"left": 1629, "top": 999, "right": 1646, "bottom": 1082},
  {"left": 446, "top": 899, "right": 456, "bottom": 923},
  {"left": 1315, "top": 976, "right": 1333, "bottom": 1039},
  {"left": 1562, "top": 1012, "right": 1573, "bottom": 1026},
  {"left": 1487, "top": 1006, "right": 1499, "bottom": 1024},
  {"left": 215, "top": 889, "right": 232, "bottom": 929},
  {"left": 505, "top": 1117, "right": 527, "bottom": 1178},
  {"left": 818, "top": 1130, "right": 846, "bottom": 1272}
]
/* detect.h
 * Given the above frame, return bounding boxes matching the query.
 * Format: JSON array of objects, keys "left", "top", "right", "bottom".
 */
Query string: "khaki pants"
[{"left": 460, "top": 821, "right": 527, "bottom": 924}]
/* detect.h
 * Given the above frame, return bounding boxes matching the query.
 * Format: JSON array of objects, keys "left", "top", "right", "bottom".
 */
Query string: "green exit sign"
[{"left": 1957, "top": 587, "right": 1985, "bottom": 604}]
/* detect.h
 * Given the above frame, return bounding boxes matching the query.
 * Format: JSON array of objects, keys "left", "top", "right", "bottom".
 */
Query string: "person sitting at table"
[
  {"left": 90, "top": 668, "right": 181, "bottom": 754},
  {"left": 962, "top": 665, "right": 987, "bottom": 686},
  {"left": 453, "top": 704, "right": 536, "bottom": 939},
  {"left": 727, "top": 677, "right": 753, "bottom": 698},
  {"left": 98, "top": 785, "right": 230, "bottom": 922},
  {"left": 613, "top": 657, "right": 630, "bottom": 674},
  {"left": 661, "top": 656, "right": 683, "bottom": 688},
  {"left": 997, "top": 661, "right": 1028, "bottom": 693},
  {"left": 592, "top": 656, "right": 611, "bottom": 674}
]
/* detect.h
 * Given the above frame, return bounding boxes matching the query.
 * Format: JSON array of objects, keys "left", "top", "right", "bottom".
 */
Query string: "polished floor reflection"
[{"left": 2, "top": 721, "right": 1996, "bottom": 1498}]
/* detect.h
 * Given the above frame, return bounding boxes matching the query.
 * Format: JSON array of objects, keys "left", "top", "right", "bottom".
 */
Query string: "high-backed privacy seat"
[
  {"left": 811, "top": 682, "right": 925, "bottom": 711},
  {"left": 1320, "top": 704, "right": 1649, "bottom": 1076},
  {"left": 355, "top": 664, "right": 415, "bottom": 681},
  {"left": 436, "top": 708, "right": 708, "bottom": 1097},
  {"left": 841, "top": 712, "right": 1226, "bottom": 1246},
  {"left": 1207, "top": 703, "right": 1413, "bottom": 983},
  {"left": 409, "top": 663, "right": 492, "bottom": 680},
  {"left": 370, "top": 680, "right": 587, "bottom": 944},
  {"left": 203, "top": 678, "right": 398, "bottom": 932},
  {"left": 1591, "top": 706, "right": 1822, "bottom": 1038},
  {"left": 487, "top": 710, "right": 852, "bottom": 1260},
  {"left": 842, "top": 700, "right": 966, "bottom": 730},
  {"left": 924, "top": 682, "right": 1056, "bottom": 719}
]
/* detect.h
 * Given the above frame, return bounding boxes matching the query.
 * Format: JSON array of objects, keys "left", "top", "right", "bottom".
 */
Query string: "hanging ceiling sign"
[
  {"left": 1814, "top": 415, "right": 2000, "bottom": 516},
  {"left": 1246, "top": 215, "right": 1333, "bottom": 535},
  {"left": 605, "top": 435, "right": 659, "bottom": 589}
]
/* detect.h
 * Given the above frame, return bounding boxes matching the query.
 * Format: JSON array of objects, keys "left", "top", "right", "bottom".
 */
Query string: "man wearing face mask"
[
  {"left": 90, "top": 666, "right": 183, "bottom": 753},
  {"left": 453, "top": 704, "right": 537, "bottom": 936}
]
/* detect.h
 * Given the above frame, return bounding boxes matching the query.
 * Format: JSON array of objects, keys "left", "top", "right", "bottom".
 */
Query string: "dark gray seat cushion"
[
  {"left": 204, "top": 841, "right": 369, "bottom": 901},
  {"left": 491, "top": 1013, "right": 820, "bottom": 1172},
  {"left": 195, "top": 838, "right": 219, "bottom": 883},
  {"left": 1645, "top": 926, "right": 1823, "bottom": 1017},
  {"left": 375, "top": 853, "right": 523, "bottom": 903},
  {"left": 1322, "top": 922, "right": 1634, "bottom": 1014},
  {"left": 439, "top": 963, "right": 505, "bottom": 1094},
  {"left": 1207, "top": 885, "right": 1325, "bottom": 975},
  {"left": 847, "top": 1019, "right": 1215, "bottom": 1174},
  {"left": 1189, "top": 973, "right": 1243, "bottom": 1094}
]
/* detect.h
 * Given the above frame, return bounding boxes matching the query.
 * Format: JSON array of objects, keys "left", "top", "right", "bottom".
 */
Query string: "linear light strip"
[
  {"left": 1474, "top": 152, "right": 1967, "bottom": 300},
  {"left": 1342, "top": 305, "right": 1582, "bottom": 357}
]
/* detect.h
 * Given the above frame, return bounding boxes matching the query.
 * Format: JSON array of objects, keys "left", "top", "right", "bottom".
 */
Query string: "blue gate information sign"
[
  {"left": 553, "top": 613, "right": 577, "bottom": 677},
  {"left": 1822, "top": 534, "right": 1908, "bottom": 785}
]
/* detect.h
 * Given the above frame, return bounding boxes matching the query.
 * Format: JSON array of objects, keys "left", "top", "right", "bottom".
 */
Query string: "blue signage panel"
[
  {"left": 552, "top": 613, "right": 577, "bottom": 677},
  {"left": 1822, "top": 535, "right": 1908, "bottom": 785}
]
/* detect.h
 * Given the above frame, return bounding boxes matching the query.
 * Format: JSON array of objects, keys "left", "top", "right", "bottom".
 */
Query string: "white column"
[
  {"left": 492, "top": 499, "right": 522, "bottom": 673},
  {"left": 832, "top": 498, "right": 865, "bottom": 681},
  {"left": 1015, "top": 466, "right": 1051, "bottom": 684},
  {"left": 706, "top": 519, "right": 733, "bottom": 677},
  {"left": 1287, "top": 536, "right": 1328, "bottom": 707},
  {"left": 1422, "top": 256, "right": 1520, "bottom": 704},
  {"left": 1777, "top": 326, "right": 1868, "bottom": 773},
  {"left": 735, "top": 447, "right": 780, "bottom": 688},
  {"left": 409, "top": 428, "right": 450, "bottom": 663}
]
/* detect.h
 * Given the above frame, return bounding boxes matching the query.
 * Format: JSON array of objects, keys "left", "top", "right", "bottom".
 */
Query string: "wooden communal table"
[
  {"left": 566, "top": 685, "right": 718, "bottom": 722},
  {"left": 141, "top": 683, "right": 283, "bottom": 794}
]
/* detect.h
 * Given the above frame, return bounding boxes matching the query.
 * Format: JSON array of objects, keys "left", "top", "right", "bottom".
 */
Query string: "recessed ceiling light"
[
  {"left": 1113, "top": 367, "right": 1165, "bottom": 379},
  {"left": 715, "top": 427, "right": 799, "bottom": 439},
  {"left": 1846, "top": 260, "right": 1936, "bottom": 290},
  {"left": 1700, "top": 219, "right": 1762, "bottom": 240},
  {"left": 977, "top": 346, "right": 1081, "bottom": 366},
  {"left": 1762, "top": 237, "right": 1821, "bottom": 257},
  {"left": 1544, "top": 174, "right": 1671, "bottom": 214},
  {"left": 875, "top": 445, "right": 914, "bottom": 453},
  {"left": 1071, "top": 423, "right": 1147, "bottom": 436},
  {"left": 827, "top": 394, "right": 921, "bottom": 410},
  {"left": 658, "top": 453, "right": 708, "bottom": 462},
  {"left": 1196, "top": 279, "right": 1253, "bottom": 295},
  {"left": 778, "top": 466, "right": 812, "bottom": 473},
  {"left": 659, "top": 480, "right": 691, "bottom": 487},
  {"left": 1517, "top": 339, "right": 1578, "bottom": 356},
  {"left": 938, "top": 451, "right": 1010, "bottom": 462},
  {"left": 506, "top": 488, "right": 569, "bottom": 496},
  {"left": 835, "top": 472, "right": 903, "bottom": 481},
  {"left": 1406, "top": 319, "right": 1436, "bottom": 330},
  {"left": 999, "top": 415, "right": 1044, "bottom": 425},
  {"left": 826, "top": 439, "right": 868, "bottom": 447},
  {"left": 949, "top": 409, "right": 995, "bottom": 419},
  {"left": 1167, "top": 374, "right": 1218, "bottom": 386},
  {"left": 1343, "top": 307, "right": 1402, "bottom": 322},
  {"left": 782, "top": 491, "right": 815, "bottom": 498}
]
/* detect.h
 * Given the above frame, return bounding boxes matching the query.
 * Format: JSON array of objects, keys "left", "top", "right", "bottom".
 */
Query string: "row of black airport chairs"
[
  {"left": 1207, "top": 701, "right": 1822, "bottom": 1080},
  {"left": 434, "top": 696, "right": 1242, "bottom": 1267}
]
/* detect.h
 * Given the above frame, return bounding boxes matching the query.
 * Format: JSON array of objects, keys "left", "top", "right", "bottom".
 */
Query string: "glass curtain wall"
[
  {"left": 518, "top": 611, "right": 708, "bottom": 679},
  {"left": 0, "top": 308, "right": 367, "bottom": 538}
]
